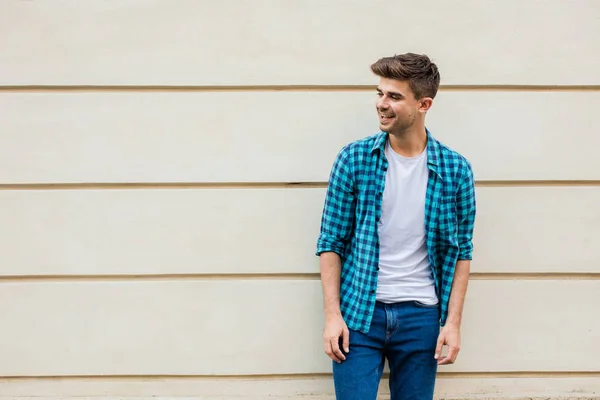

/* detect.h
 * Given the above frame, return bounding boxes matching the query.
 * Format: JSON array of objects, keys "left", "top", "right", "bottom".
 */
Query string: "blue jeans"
[{"left": 333, "top": 301, "right": 440, "bottom": 400}]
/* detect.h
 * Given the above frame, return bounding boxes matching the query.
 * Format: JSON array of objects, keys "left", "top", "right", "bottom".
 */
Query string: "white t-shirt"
[{"left": 375, "top": 140, "right": 438, "bottom": 305}]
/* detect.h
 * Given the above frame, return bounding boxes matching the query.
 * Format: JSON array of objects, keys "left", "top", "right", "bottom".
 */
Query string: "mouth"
[{"left": 379, "top": 114, "right": 395, "bottom": 122}]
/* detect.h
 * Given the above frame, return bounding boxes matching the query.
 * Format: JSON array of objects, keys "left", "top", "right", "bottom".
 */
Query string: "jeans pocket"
[{"left": 413, "top": 300, "right": 439, "bottom": 309}]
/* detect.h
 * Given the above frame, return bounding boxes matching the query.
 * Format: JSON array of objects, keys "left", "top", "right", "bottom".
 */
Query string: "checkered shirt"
[{"left": 316, "top": 130, "right": 476, "bottom": 333}]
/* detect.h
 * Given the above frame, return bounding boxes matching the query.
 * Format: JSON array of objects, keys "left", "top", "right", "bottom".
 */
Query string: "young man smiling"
[{"left": 316, "top": 53, "right": 476, "bottom": 400}]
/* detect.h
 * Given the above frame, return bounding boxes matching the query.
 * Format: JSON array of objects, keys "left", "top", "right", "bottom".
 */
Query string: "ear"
[{"left": 418, "top": 97, "right": 433, "bottom": 113}]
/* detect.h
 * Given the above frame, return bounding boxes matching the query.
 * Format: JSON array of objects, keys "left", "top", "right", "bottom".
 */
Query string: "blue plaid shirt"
[{"left": 316, "top": 130, "right": 476, "bottom": 333}]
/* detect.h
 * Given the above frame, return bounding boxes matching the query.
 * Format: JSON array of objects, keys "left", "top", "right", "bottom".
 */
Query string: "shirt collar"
[{"left": 371, "top": 128, "right": 443, "bottom": 178}]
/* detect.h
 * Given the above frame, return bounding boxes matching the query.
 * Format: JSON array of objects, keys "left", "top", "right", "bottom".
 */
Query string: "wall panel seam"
[
  {"left": 1, "top": 371, "right": 599, "bottom": 380},
  {"left": 0, "top": 273, "right": 598, "bottom": 282},
  {"left": 0, "top": 85, "right": 599, "bottom": 93},
  {"left": 1, "top": 181, "right": 600, "bottom": 191}
]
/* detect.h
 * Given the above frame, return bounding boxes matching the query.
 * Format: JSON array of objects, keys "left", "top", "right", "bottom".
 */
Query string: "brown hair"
[{"left": 370, "top": 53, "right": 440, "bottom": 100}]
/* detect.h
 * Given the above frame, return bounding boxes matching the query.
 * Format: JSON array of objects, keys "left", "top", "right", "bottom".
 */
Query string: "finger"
[
  {"left": 438, "top": 346, "right": 458, "bottom": 365},
  {"left": 438, "top": 355, "right": 454, "bottom": 365},
  {"left": 331, "top": 337, "right": 346, "bottom": 362},
  {"left": 342, "top": 328, "right": 350, "bottom": 353},
  {"left": 434, "top": 336, "right": 444, "bottom": 360},
  {"left": 448, "top": 346, "right": 459, "bottom": 363},
  {"left": 437, "top": 356, "right": 451, "bottom": 365},
  {"left": 324, "top": 338, "right": 341, "bottom": 363}
]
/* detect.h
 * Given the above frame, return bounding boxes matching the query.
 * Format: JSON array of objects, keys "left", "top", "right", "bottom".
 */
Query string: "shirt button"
[{"left": 371, "top": 290, "right": 375, "bottom": 294}]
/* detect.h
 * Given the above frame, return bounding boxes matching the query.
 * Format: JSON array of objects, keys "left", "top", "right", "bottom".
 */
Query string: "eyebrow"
[{"left": 376, "top": 87, "right": 404, "bottom": 98}]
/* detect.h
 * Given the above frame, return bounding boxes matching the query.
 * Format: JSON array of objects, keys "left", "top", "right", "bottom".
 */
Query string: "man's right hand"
[{"left": 323, "top": 314, "right": 350, "bottom": 363}]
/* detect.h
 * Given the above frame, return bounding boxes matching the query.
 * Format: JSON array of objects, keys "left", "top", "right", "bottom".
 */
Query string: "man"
[{"left": 315, "top": 53, "right": 476, "bottom": 400}]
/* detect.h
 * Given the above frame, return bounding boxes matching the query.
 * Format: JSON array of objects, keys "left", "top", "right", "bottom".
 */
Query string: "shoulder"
[
  {"left": 337, "top": 132, "right": 384, "bottom": 159},
  {"left": 433, "top": 137, "right": 474, "bottom": 181}
]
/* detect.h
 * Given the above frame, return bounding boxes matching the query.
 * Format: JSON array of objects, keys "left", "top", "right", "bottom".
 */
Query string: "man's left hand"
[{"left": 435, "top": 324, "right": 460, "bottom": 365}]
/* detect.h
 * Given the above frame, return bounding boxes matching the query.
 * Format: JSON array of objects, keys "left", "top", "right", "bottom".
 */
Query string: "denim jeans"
[{"left": 332, "top": 301, "right": 440, "bottom": 400}]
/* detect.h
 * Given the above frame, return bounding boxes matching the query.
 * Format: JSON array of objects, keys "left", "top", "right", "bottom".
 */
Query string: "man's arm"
[
  {"left": 435, "top": 259, "right": 470, "bottom": 364},
  {"left": 435, "top": 161, "right": 476, "bottom": 365},
  {"left": 446, "top": 260, "right": 470, "bottom": 328},
  {"left": 320, "top": 252, "right": 349, "bottom": 363},
  {"left": 316, "top": 148, "right": 355, "bottom": 363}
]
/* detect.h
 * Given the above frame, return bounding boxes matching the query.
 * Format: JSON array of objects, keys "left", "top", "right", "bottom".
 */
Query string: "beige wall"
[{"left": 0, "top": 1, "right": 599, "bottom": 399}]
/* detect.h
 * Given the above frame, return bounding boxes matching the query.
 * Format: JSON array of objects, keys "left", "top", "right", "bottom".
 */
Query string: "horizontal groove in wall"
[
  {"left": 1, "top": 371, "right": 599, "bottom": 381},
  {"left": 468, "top": 273, "right": 600, "bottom": 280},
  {"left": 1, "top": 180, "right": 599, "bottom": 191},
  {"left": 0, "top": 182, "right": 326, "bottom": 191},
  {"left": 0, "top": 273, "right": 321, "bottom": 282},
  {"left": 476, "top": 180, "right": 600, "bottom": 187},
  {"left": 0, "top": 273, "right": 598, "bottom": 283},
  {"left": 0, "top": 85, "right": 599, "bottom": 93}
]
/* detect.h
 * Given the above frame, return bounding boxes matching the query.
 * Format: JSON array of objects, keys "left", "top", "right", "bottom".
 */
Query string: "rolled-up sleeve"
[
  {"left": 456, "top": 161, "right": 476, "bottom": 260},
  {"left": 316, "top": 148, "right": 356, "bottom": 257}
]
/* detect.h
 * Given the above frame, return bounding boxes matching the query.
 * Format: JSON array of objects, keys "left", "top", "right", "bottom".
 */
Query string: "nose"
[{"left": 376, "top": 96, "right": 388, "bottom": 111}]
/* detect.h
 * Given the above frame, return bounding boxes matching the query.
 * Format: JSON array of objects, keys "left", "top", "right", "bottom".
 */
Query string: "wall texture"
[{"left": 0, "top": 1, "right": 599, "bottom": 399}]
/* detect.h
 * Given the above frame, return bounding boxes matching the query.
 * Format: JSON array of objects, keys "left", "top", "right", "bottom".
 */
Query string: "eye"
[{"left": 376, "top": 92, "right": 383, "bottom": 97}]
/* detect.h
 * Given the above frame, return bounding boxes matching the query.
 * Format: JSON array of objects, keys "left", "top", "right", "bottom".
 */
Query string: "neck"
[{"left": 387, "top": 124, "right": 427, "bottom": 157}]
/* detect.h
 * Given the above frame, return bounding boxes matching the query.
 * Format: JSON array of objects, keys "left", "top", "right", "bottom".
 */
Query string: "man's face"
[{"left": 375, "top": 78, "right": 422, "bottom": 136}]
